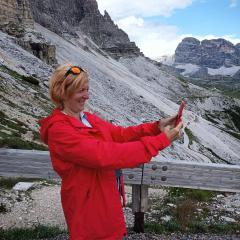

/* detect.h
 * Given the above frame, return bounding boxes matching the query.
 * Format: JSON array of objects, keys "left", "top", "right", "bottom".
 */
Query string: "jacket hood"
[
  {"left": 39, "top": 108, "right": 94, "bottom": 145},
  {"left": 39, "top": 108, "right": 67, "bottom": 145}
]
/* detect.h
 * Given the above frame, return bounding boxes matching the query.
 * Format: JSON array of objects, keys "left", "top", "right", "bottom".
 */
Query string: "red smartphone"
[{"left": 175, "top": 100, "right": 185, "bottom": 126}]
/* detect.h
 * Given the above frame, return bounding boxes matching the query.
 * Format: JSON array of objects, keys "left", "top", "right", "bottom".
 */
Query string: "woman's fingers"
[
  {"left": 175, "top": 121, "right": 183, "bottom": 131},
  {"left": 163, "top": 121, "right": 183, "bottom": 142}
]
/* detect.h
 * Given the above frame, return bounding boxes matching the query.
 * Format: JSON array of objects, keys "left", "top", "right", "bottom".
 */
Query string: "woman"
[{"left": 39, "top": 63, "right": 183, "bottom": 240}]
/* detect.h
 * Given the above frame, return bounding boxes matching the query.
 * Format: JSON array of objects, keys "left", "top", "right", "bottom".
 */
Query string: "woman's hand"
[
  {"left": 158, "top": 115, "right": 177, "bottom": 132},
  {"left": 162, "top": 121, "right": 183, "bottom": 142}
]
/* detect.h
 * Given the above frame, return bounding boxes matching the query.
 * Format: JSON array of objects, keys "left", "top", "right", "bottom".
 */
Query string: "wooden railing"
[{"left": 1, "top": 149, "right": 240, "bottom": 231}]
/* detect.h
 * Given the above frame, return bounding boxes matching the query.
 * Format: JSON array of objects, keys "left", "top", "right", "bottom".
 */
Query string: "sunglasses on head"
[{"left": 64, "top": 66, "right": 85, "bottom": 78}]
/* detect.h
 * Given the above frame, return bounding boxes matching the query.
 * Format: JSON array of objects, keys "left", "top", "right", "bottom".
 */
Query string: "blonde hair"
[{"left": 49, "top": 63, "right": 89, "bottom": 109}]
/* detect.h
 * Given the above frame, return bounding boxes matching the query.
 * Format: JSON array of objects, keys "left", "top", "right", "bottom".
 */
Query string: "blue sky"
[
  {"left": 154, "top": 0, "right": 240, "bottom": 37},
  {"left": 97, "top": 0, "right": 240, "bottom": 59}
]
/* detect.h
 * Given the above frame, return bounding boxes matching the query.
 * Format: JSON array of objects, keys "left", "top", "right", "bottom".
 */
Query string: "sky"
[{"left": 96, "top": 0, "right": 240, "bottom": 59}]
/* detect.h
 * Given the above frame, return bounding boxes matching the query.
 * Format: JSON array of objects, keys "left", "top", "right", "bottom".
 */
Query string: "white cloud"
[
  {"left": 96, "top": 0, "right": 240, "bottom": 60},
  {"left": 229, "top": 0, "right": 238, "bottom": 8},
  {"left": 97, "top": 0, "right": 193, "bottom": 19},
  {"left": 116, "top": 17, "right": 182, "bottom": 59},
  {"left": 195, "top": 34, "right": 240, "bottom": 45},
  {"left": 116, "top": 17, "right": 240, "bottom": 59}
]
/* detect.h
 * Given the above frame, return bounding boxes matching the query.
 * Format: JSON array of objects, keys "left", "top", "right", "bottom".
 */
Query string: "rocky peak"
[
  {"left": 175, "top": 37, "right": 240, "bottom": 68},
  {"left": 175, "top": 37, "right": 201, "bottom": 65},
  {"left": 29, "top": 0, "right": 142, "bottom": 59},
  {"left": 103, "top": 10, "right": 113, "bottom": 23},
  {"left": 235, "top": 43, "right": 240, "bottom": 52}
]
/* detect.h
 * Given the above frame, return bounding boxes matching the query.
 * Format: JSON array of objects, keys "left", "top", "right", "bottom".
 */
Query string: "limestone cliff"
[
  {"left": 175, "top": 37, "right": 240, "bottom": 69},
  {"left": 0, "top": 0, "right": 34, "bottom": 36},
  {"left": 29, "top": 0, "right": 142, "bottom": 59},
  {"left": 0, "top": 0, "right": 57, "bottom": 65}
]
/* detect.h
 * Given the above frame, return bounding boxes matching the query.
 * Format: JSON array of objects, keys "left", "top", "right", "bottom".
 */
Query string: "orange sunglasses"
[{"left": 64, "top": 66, "right": 85, "bottom": 78}]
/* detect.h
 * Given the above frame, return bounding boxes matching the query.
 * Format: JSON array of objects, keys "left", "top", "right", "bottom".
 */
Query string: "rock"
[
  {"left": 17, "top": 32, "right": 57, "bottom": 65},
  {"left": 175, "top": 37, "right": 240, "bottom": 69},
  {"left": 190, "top": 66, "right": 208, "bottom": 78},
  {"left": 175, "top": 37, "right": 202, "bottom": 65},
  {"left": 233, "top": 69, "right": 240, "bottom": 80},
  {"left": 29, "top": 0, "right": 142, "bottom": 59},
  {"left": 160, "top": 215, "right": 172, "bottom": 222},
  {"left": 12, "top": 182, "right": 35, "bottom": 191},
  {"left": 235, "top": 43, "right": 240, "bottom": 52},
  {"left": 167, "top": 203, "right": 176, "bottom": 208},
  {"left": 0, "top": 0, "right": 34, "bottom": 36},
  {"left": 220, "top": 216, "right": 236, "bottom": 223}
]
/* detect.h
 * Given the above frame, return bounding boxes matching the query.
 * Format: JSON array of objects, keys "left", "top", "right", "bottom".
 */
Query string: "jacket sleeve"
[
  {"left": 48, "top": 121, "right": 170, "bottom": 169},
  {"left": 94, "top": 115, "right": 161, "bottom": 143}
]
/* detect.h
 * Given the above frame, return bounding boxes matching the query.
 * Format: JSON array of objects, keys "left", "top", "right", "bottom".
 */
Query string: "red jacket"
[{"left": 39, "top": 109, "right": 170, "bottom": 240}]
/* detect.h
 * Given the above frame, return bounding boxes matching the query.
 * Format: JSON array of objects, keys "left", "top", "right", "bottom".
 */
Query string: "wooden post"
[{"left": 132, "top": 184, "right": 149, "bottom": 233}]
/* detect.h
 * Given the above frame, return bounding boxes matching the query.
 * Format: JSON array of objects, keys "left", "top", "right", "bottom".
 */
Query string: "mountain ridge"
[
  {"left": 175, "top": 37, "right": 240, "bottom": 69},
  {"left": 29, "top": 0, "right": 142, "bottom": 59}
]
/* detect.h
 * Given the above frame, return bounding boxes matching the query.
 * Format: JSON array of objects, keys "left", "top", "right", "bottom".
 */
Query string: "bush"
[
  {"left": 167, "top": 188, "right": 215, "bottom": 202},
  {"left": 173, "top": 199, "right": 196, "bottom": 229}
]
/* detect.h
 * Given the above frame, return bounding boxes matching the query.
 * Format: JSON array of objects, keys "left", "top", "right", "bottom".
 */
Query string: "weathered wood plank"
[
  {"left": 0, "top": 149, "right": 240, "bottom": 192},
  {"left": 132, "top": 185, "right": 149, "bottom": 212}
]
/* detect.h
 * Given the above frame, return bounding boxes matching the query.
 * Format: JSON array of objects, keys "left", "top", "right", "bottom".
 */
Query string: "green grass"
[
  {"left": 167, "top": 188, "right": 215, "bottom": 202},
  {"left": 177, "top": 76, "right": 189, "bottom": 88},
  {"left": 0, "top": 110, "right": 47, "bottom": 150},
  {"left": 224, "top": 106, "right": 240, "bottom": 132},
  {"left": 0, "top": 225, "right": 66, "bottom": 240},
  {"left": 184, "top": 127, "right": 198, "bottom": 145},
  {"left": 0, "top": 177, "right": 39, "bottom": 189},
  {"left": 149, "top": 188, "right": 218, "bottom": 232},
  {"left": 0, "top": 137, "right": 48, "bottom": 150},
  {"left": 223, "top": 90, "right": 240, "bottom": 99},
  {"left": 0, "top": 177, "right": 57, "bottom": 189},
  {"left": 204, "top": 114, "right": 219, "bottom": 124},
  {"left": 0, "top": 65, "right": 39, "bottom": 86},
  {"left": 144, "top": 221, "right": 240, "bottom": 234},
  {"left": 0, "top": 110, "right": 28, "bottom": 135},
  {"left": 21, "top": 75, "right": 39, "bottom": 86},
  {"left": 32, "top": 130, "right": 41, "bottom": 141}
]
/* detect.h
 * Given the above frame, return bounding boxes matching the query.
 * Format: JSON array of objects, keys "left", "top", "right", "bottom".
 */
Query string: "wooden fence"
[{"left": 0, "top": 148, "right": 240, "bottom": 231}]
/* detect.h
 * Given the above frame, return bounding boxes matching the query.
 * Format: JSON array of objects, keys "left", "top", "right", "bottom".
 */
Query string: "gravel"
[
  {"left": 39, "top": 232, "right": 240, "bottom": 240},
  {"left": 1, "top": 183, "right": 239, "bottom": 240}
]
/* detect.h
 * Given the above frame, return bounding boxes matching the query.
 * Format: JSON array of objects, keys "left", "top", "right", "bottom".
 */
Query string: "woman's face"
[{"left": 63, "top": 82, "right": 89, "bottom": 113}]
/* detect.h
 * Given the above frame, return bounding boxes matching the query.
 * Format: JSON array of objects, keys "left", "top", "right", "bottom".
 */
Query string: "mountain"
[
  {"left": 0, "top": 0, "right": 240, "bottom": 164},
  {"left": 159, "top": 37, "right": 240, "bottom": 94},
  {"left": 173, "top": 37, "right": 240, "bottom": 79},
  {"left": 175, "top": 37, "right": 240, "bottom": 69},
  {"left": 29, "top": 0, "right": 142, "bottom": 59}
]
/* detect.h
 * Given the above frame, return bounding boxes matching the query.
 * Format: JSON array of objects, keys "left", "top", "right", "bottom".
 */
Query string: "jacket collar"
[{"left": 55, "top": 108, "right": 91, "bottom": 129}]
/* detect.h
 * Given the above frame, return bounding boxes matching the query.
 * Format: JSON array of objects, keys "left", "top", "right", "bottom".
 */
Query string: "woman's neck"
[{"left": 62, "top": 108, "right": 81, "bottom": 121}]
